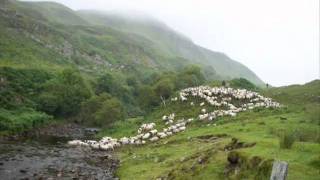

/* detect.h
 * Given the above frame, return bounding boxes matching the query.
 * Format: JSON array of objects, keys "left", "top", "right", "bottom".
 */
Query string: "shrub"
[
  {"left": 279, "top": 131, "right": 296, "bottom": 149},
  {"left": 0, "top": 108, "right": 52, "bottom": 133},
  {"left": 230, "top": 78, "right": 257, "bottom": 91},
  {"left": 79, "top": 93, "right": 125, "bottom": 127},
  {"left": 94, "top": 97, "right": 125, "bottom": 127},
  {"left": 38, "top": 68, "right": 91, "bottom": 116},
  {"left": 0, "top": 67, "right": 52, "bottom": 109}
]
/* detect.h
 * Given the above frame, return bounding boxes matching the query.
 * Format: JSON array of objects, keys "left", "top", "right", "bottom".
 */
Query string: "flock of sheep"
[
  {"left": 178, "top": 86, "right": 281, "bottom": 121},
  {"left": 68, "top": 86, "right": 281, "bottom": 151}
]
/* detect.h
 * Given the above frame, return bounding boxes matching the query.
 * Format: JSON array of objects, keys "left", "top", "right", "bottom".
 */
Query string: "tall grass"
[{"left": 279, "top": 131, "right": 296, "bottom": 149}]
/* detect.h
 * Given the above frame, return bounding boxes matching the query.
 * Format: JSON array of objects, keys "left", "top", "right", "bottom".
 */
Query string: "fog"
[{"left": 25, "top": 0, "right": 319, "bottom": 86}]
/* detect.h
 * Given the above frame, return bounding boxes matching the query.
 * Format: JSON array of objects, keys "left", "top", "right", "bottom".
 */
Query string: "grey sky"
[{"left": 25, "top": 0, "right": 319, "bottom": 86}]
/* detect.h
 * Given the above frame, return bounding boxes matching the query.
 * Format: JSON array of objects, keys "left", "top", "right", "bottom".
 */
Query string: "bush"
[
  {"left": 153, "top": 78, "right": 175, "bottom": 99},
  {"left": 94, "top": 97, "right": 125, "bottom": 127},
  {"left": 0, "top": 108, "right": 52, "bottom": 133},
  {"left": 0, "top": 67, "right": 52, "bottom": 109},
  {"left": 279, "top": 131, "right": 296, "bottom": 149},
  {"left": 79, "top": 93, "right": 125, "bottom": 127},
  {"left": 230, "top": 78, "right": 257, "bottom": 91},
  {"left": 38, "top": 68, "right": 91, "bottom": 117}
]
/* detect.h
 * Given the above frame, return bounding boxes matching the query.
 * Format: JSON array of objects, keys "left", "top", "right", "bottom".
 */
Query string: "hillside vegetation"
[
  {"left": 0, "top": 0, "right": 263, "bottom": 84},
  {"left": 95, "top": 80, "right": 320, "bottom": 180},
  {"left": 0, "top": 0, "right": 265, "bottom": 134}
]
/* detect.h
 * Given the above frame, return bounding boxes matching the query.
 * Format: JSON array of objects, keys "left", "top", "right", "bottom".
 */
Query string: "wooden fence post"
[{"left": 270, "top": 161, "right": 288, "bottom": 180}]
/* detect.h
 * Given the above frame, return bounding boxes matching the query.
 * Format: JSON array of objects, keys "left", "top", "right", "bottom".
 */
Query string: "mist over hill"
[{"left": 0, "top": 0, "right": 263, "bottom": 85}]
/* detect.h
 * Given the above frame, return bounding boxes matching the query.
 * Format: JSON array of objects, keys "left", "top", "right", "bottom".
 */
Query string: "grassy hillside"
[
  {"left": 96, "top": 80, "right": 320, "bottom": 179},
  {"left": 78, "top": 10, "right": 264, "bottom": 85},
  {"left": 0, "top": 0, "right": 266, "bottom": 133},
  {"left": 0, "top": 0, "right": 263, "bottom": 85}
]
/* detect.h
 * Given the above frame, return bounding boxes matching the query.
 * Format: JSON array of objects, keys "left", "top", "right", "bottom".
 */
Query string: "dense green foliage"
[
  {"left": 38, "top": 69, "right": 92, "bottom": 117},
  {"left": 0, "top": 108, "right": 52, "bottom": 134},
  {"left": 0, "top": 67, "right": 52, "bottom": 109},
  {"left": 229, "top": 78, "right": 258, "bottom": 90},
  {"left": 0, "top": 62, "right": 208, "bottom": 133},
  {"left": 79, "top": 93, "right": 125, "bottom": 127}
]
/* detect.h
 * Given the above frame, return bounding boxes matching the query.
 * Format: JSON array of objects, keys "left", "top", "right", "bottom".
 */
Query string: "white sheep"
[
  {"left": 142, "top": 133, "right": 151, "bottom": 140},
  {"left": 67, "top": 140, "right": 82, "bottom": 146},
  {"left": 150, "top": 136, "right": 159, "bottom": 142},
  {"left": 67, "top": 85, "right": 281, "bottom": 151},
  {"left": 100, "top": 144, "right": 114, "bottom": 151}
]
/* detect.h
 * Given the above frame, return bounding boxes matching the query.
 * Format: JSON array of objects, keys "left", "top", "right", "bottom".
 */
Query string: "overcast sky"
[{"left": 26, "top": 0, "right": 319, "bottom": 86}]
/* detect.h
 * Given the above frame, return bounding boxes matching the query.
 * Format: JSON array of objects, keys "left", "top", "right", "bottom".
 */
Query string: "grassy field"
[{"left": 98, "top": 80, "right": 320, "bottom": 179}]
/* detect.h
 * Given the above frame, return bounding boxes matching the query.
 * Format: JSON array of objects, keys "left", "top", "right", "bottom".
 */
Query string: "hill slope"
[
  {"left": 0, "top": 0, "right": 263, "bottom": 85},
  {"left": 78, "top": 10, "right": 264, "bottom": 85},
  {"left": 98, "top": 80, "right": 320, "bottom": 179}
]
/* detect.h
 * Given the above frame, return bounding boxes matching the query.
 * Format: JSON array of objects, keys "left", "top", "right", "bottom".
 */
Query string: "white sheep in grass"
[
  {"left": 190, "top": 102, "right": 194, "bottom": 106},
  {"left": 179, "top": 126, "right": 186, "bottom": 131},
  {"left": 157, "top": 132, "right": 167, "bottom": 138},
  {"left": 169, "top": 113, "right": 175, "bottom": 120},
  {"left": 165, "top": 119, "right": 174, "bottom": 125},
  {"left": 138, "top": 123, "right": 156, "bottom": 133},
  {"left": 119, "top": 137, "right": 130, "bottom": 145},
  {"left": 150, "top": 136, "right": 159, "bottom": 142},
  {"left": 229, "top": 112, "right": 237, "bottom": 117},
  {"left": 142, "top": 133, "right": 151, "bottom": 140},
  {"left": 100, "top": 143, "right": 114, "bottom": 151},
  {"left": 199, "top": 113, "right": 208, "bottom": 120},
  {"left": 150, "top": 129, "right": 158, "bottom": 136},
  {"left": 162, "top": 115, "right": 168, "bottom": 121},
  {"left": 136, "top": 134, "right": 144, "bottom": 139},
  {"left": 68, "top": 86, "right": 282, "bottom": 151},
  {"left": 187, "top": 118, "right": 194, "bottom": 123},
  {"left": 172, "top": 128, "right": 180, "bottom": 133},
  {"left": 171, "top": 97, "right": 178, "bottom": 101}
]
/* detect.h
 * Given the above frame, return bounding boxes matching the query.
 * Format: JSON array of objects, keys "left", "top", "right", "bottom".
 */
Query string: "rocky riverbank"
[{"left": 0, "top": 123, "right": 119, "bottom": 180}]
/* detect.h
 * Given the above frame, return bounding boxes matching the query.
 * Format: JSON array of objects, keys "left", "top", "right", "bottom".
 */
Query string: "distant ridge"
[{"left": 0, "top": 0, "right": 264, "bottom": 85}]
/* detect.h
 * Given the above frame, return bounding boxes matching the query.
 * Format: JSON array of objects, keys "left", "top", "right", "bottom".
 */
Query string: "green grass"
[
  {"left": 96, "top": 80, "right": 320, "bottom": 179},
  {"left": 111, "top": 109, "right": 319, "bottom": 180}
]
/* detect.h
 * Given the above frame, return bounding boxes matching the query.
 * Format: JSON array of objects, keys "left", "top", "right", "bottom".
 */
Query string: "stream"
[{"left": 0, "top": 124, "right": 119, "bottom": 180}]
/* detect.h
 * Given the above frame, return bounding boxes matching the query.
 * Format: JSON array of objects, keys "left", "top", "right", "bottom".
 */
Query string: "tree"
[
  {"left": 230, "top": 78, "right": 257, "bottom": 90},
  {"left": 96, "top": 72, "right": 114, "bottom": 94},
  {"left": 153, "top": 78, "right": 175, "bottom": 99},
  {"left": 222, "top": 80, "right": 226, "bottom": 87},
  {"left": 79, "top": 93, "right": 125, "bottom": 127},
  {"left": 177, "top": 65, "right": 205, "bottom": 89},
  {"left": 94, "top": 97, "right": 125, "bottom": 127},
  {"left": 38, "top": 69, "right": 91, "bottom": 117},
  {"left": 137, "top": 85, "right": 158, "bottom": 110}
]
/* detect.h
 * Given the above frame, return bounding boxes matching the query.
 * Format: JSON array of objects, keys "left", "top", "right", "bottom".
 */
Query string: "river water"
[{"left": 0, "top": 125, "right": 119, "bottom": 180}]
